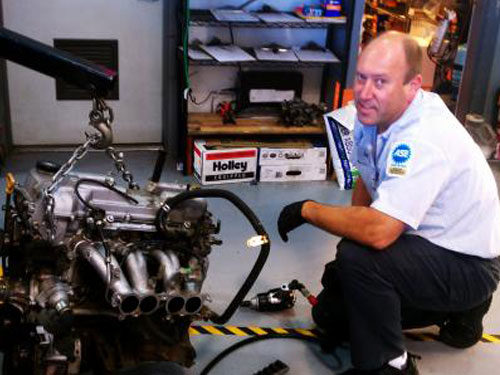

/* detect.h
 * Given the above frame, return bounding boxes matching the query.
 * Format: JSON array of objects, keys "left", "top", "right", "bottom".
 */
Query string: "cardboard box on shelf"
[
  {"left": 259, "top": 164, "right": 327, "bottom": 182},
  {"left": 193, "top": 140, "right": 258, "bottom": 185},
  {"left": 259, "top": 147, "right": 327, "bottom": 166}
]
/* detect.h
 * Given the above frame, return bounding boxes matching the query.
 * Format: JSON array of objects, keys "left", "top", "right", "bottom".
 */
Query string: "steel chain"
[
  {"left": 41, "top": 98, "right": 139, "bottom": 240},
  {"left": 105, "top": 147, "right": 140, "bottom": 190},
  {"left": 43, "top": 133, "right": 100, "bottom": 241}
]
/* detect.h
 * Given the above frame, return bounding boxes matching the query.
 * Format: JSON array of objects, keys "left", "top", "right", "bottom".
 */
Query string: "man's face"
[{"left": 354, "top": 41, "right": 418, "bottom": 132}]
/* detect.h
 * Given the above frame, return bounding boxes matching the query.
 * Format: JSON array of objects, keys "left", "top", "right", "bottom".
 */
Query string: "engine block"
[{"left": 0, "top": 164, "right": 223, "bottom": 374}]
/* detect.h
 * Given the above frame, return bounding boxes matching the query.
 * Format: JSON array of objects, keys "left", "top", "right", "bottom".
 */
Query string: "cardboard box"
[
  {"left": 193, "top": 140, "right": 258, "bottom": 185},
  {"left": 259, "top": 164, "right": 327, "bottom": 182},
  {"left": 259, "top": 147, "right": 327, "bottom": 166}
]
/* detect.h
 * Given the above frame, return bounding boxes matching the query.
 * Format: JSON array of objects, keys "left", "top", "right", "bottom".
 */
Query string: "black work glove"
[{"left": 277, "top": 200, "right": 311, "bottom": 242}]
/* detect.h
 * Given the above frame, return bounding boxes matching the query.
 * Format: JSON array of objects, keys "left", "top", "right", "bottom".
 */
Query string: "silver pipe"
[
  {"left": 152, "top": 250, "right": 180, "bottom": 292},
  {"left": 125, "top": 250, "right": 159, "bottom": 314},
  {"left": 124, "top": 251, "right": 152, "bottom": 294},
  {"left": 184, "top": 295, "right": 203, "bottom": 314},
  {"left": 139, "top": 294, "right": 159, "bottom": 315},
  {"left": 74, "top": 241, "right": 139, "bottom": 314},
  {"left": 165, "top": 295, "right": 185, "bottom": 315},
  {"left": 37, "top": 276, "right": 71, "bottom": 314}
]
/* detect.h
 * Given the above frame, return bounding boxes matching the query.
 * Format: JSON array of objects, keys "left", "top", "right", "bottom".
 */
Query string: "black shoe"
[
  {"left": 439, "top": 297, "right": 492, "bottom": 349},
  {"left": 340, "top": 353, "right": 420, "bottom": 375}
]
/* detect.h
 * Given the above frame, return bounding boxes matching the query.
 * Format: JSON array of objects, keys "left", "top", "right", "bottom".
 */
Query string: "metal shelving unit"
[
  {"left": 189, "top": 9, "right": 347, "bottom": 28},
  {"left": 163, "top": 1, "right": 364, "bottom": 173}
]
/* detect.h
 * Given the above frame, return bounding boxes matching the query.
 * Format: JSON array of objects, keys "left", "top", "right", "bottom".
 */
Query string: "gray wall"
[{"left": 3, "top": 0, "right": 163, "bottom": 146}]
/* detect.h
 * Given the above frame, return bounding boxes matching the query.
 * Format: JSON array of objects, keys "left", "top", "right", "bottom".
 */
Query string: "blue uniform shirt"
[{"left": 353, "top": 90, "right": 500, "bottom": 258}]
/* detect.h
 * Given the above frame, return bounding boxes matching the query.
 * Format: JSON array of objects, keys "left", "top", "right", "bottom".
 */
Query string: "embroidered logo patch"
[{"left": 387, "top": 142, "right": 412, "bottom": 177}]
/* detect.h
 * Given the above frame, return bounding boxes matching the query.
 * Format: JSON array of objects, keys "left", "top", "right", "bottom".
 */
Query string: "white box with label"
[
  {"left": 193, "top": 140, "right": 258, "bottom": 185},
  {"left": 259, "top": 164, "right": 327, "bottom": 182},
  {"left": 259, "top": 147, "right": 327, "bottom": 166}
]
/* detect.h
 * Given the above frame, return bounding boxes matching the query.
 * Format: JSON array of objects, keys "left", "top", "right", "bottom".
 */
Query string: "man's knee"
[
  {"left": 311, "top": 288, "right": 349, "bottom": 342},
  {"left": 336, "top": 238, "right": 377, "bottom": 274}
]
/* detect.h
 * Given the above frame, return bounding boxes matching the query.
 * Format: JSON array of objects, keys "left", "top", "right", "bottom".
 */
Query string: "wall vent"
[{"left": 54, "top": 39, "right": 119, "bottom": 100}]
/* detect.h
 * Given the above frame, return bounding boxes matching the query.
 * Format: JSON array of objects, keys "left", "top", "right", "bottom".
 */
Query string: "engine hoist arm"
[{"left": 0, "top": 27, "right": 116, "bottom": 96}]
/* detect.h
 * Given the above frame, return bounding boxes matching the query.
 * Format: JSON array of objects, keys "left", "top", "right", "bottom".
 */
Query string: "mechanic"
[{"left": 277, "top": 31, "right": 500, "bottom": 375}]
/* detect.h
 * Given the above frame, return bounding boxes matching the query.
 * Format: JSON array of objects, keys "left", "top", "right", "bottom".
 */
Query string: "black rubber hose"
[
  {"left": 156, "top": 188, "right": 270, "bottom": 324},
  {"left": 74, "top": 178, "right": 138, "bottom": 212},
  {"left": 150, "top": 150, "right": 167, "bottom": 183},
  {"left": 199, "top": 333, "right": 343, "bottom": 375}
]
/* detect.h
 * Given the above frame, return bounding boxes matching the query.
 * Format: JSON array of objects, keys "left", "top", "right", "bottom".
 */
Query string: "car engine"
[
  {"left": 0, "top": 144, "right": 269, "bottom": 374},
  {"left": 0, "top": 28, "right": 270, "bottom": 375}
]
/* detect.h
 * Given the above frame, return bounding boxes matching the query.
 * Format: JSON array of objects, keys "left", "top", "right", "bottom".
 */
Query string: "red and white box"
[{"left": 193, "top": 140, "right": 258, "bottom": 185}]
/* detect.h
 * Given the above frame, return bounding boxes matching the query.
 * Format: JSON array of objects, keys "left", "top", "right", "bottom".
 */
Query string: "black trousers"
[{"left": 312, "top": 235, "right": 500, "bottom": 370}]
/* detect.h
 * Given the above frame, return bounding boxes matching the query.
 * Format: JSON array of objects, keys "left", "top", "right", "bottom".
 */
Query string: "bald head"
[
  {"left": 354, "top": 31, "right": 423, "bottom": 131},
  {"left": 362, "top": 31, "right": 422, "bottom": 83}
]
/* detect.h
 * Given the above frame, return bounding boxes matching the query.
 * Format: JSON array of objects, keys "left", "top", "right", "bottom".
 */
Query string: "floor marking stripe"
[
  {"left": 294, "top": 328, "right": 318, "bottom": 337},
  {"left": 225, "top": 326, "right": 249, "bottom": 336},
  {"left": 237, "top": 326, "right": 257, "bottom": 336},
  {"left": 202, "top": 326, "right": 225, "bottom": 335},
  {"left": 483, "top": 334, "right": 500, "bottom": 343},
  {"left": 189, "top": 326, "right": 500, "bottom": 344},
  {"left": 248, "top": 326, "right": 268, "bottom": 335},
  {"left": 189, "top": 327, "right": 201, "bottom": 335},
  {"left": 214, "top": 326, "right": 235, "bottom": 335},
  {"left": 271, "top": 327, "right": 289, "bottom": 334}
]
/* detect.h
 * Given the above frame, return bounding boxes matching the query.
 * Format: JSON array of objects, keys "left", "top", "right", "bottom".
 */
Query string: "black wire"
[
  {"left": 74, "top": 178, "right": 138, "bottom": 213},
  {"left": 189, "top": 90, "right": 216, "bottom": 105},
  {"left": 199, "top": 333, "right": 343, "bottom": 375}
]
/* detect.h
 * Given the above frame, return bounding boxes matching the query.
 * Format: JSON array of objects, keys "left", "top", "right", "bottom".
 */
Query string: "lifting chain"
[
  {"left": 42, "top": 97, "right": 138, "bottom": 241},
  {"left": 44, "top": 133, "right": 100, "bottom": 241},
  {"left": 105, "top": 147, "right": 140, "bottom": 190}
]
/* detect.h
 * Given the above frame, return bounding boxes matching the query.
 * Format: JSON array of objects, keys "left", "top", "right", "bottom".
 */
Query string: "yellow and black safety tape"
[{"left": 190, "top": 325, "right": 500, "bottom": 344}]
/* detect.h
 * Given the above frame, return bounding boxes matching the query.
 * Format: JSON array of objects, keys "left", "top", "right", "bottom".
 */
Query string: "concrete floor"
[{"left": 1, "top": 149, "right": 500, "bottom": 374}]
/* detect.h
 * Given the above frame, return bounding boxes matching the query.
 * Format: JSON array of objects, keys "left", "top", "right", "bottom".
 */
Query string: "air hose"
[
  {"left": 156, "top": 188, "right": 270, "bottom": 324},
  {"left": 199, "top": 333, "right": 343, "bottom": 375}
]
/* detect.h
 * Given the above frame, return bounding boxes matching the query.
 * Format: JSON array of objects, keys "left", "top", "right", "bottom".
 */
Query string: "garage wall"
[{"left": 3, "top": 0, "right": 163, "bottom": 146}]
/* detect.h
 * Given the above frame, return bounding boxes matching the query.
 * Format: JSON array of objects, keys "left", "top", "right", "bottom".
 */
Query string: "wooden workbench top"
[{"left": 187, "top": 113, "right": 325, "bottom": 136}]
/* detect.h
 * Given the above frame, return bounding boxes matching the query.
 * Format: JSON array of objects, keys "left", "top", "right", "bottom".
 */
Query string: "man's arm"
[
  {"left": 301, "top": 201, "right": 405, "bottom": 250},
  {"left": 351, "top": 176, "right": 372, "bottom": 207}
]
